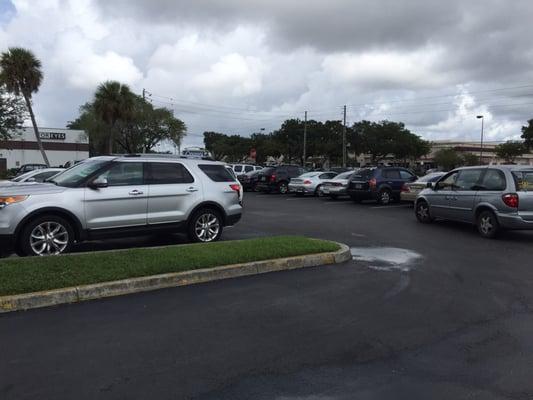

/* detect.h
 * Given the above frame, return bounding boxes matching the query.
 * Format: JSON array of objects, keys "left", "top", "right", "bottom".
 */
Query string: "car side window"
[
  {"left": 455, "top": 169, "right": 484, "bottom": 191},
  {"left": 147, "top": 163, "right": 194, "bottom": 185},
  {"left": 480, "top": 169, "right": 506, "bottom": 191},
  {"left": 437, "top": 171, "right": 459, "bottom": 190},
  {"left": 34, "top": 171, "right": 60, "bottom": 182},
  {"left": 98, "top": 162, "right": 144, "bottom": 187},
  {"left": 244, "top": 166, "right": 254, "bottom": 173},
  {"left": 383, "top": 169, "right": 400, "bottom": 179},
  {"left": 399, "top": 170, "right": 414, "bottom": 180},
  {"left": 234, "top": 165, "right": 243, "bottom": 173}
]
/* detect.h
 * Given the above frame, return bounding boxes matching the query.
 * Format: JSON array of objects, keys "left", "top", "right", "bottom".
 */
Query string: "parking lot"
[{"left": 2, "top": 192, "right": 533, "bottom": 399}]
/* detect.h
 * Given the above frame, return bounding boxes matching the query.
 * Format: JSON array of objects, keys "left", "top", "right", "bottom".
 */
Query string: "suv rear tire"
[
  {"left": 377, "top": 188, "right": 392, "bottom": 205},
  {"left": 278, "top": 181, "right": 289, "bottom": 194},
  {"left": 19, "top": 215, "right": 75, "bottom": 256},
  {"left": 477, "top": 210, "right": 500, "bottom": 239},
  {"left": 188, "top": 208, "right": 223, "bottom": 243}
]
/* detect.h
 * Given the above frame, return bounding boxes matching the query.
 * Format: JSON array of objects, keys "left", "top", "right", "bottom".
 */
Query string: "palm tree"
[
  {"left": 93, "top": 81, "right": 135, "bottom": 154},
  {"left": 0, "top": 47, "right": 49, "bottom": 166}
]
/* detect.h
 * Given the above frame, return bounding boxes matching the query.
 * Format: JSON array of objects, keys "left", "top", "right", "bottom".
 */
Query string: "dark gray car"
[{"left": 415, "top": 165, "right": 533, "bottom": 238}]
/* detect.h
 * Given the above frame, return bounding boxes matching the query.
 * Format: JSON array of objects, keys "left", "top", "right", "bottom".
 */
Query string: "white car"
[
  {"left": 0, "top": 168, "right": 64, "bottom": 187},
  {"left": 231, "top": 164, "right": 262, "bottom": 175},
  {"left": 288, "top": 171, "right": 339, "bottom": 196}
]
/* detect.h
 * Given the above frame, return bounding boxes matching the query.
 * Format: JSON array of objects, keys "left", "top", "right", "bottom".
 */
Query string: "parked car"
[
  {"left": 0, "top": 168, "right": 64, "bottom": 187},
  {"left": 14, "top": 163, "right": 48, "bottom": 176},
  {"left": 319, "top": 170, "right": 357, "bottom": 199},
  {"left": 347, "top": 167, "right": 417, "bottom": 204},
  {"left": 288, "top": 171, "right": 338, "bottom": 196},
  {"left": 415, "top": 166, "right": 533, "bottom": 238},
  {"left": 256, "top": 165, "right": 305, "bottom": 194},
  {"left": 0, "top": 155, "right": 243, "bottom": 256},
  {"left": 230, "top": 164, "right": 262, "bottom": 175},
  {"left": 400, "top": 172, "right": 446, "bottom": 202},
  {"left": 238, "top": 169, "right": 262, "bottom": 192}
]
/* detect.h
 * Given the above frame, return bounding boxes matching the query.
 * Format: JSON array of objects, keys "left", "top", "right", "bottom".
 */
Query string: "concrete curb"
[{"left": 0, "top": 242, "right": 351, "bottom": 314}]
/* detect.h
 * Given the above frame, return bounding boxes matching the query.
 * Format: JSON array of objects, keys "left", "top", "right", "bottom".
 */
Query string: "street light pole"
[
  {"left": 303, "top": 111, "right": 307, "bottom": 167},
  {"left": 477, "top": 115, "right": 484, "bottom": 164},
  {"left": 342, "top": 105, "right": 347, "bottom": 168}
]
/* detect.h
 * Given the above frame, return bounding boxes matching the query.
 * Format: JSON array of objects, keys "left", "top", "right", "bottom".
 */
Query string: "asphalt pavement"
[{"left": 2, "top": 192, "right": 533, "bottom": 399}]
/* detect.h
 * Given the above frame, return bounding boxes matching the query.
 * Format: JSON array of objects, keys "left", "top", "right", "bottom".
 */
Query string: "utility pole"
[
  {"left": 477, "top": 115, "right": 484, "bottom": 164},
  {"left": 142, "top": 88, "right": 146, "bottom": 101},
  {"left": 342, "top": 105, "right": 347, "bottom": 168},
  {"left": 303, "top": 111, "right": 307, "bottom": 167}
]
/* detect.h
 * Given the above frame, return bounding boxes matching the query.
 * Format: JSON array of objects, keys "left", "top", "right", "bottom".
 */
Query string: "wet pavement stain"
[{"left": 350, "top": 247, "right": 423, "bottom": 272}]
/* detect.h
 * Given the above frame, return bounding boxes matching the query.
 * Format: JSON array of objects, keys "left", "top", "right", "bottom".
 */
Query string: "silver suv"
[
  {"left": 0, "top": 155, "right": 243, "bottom": 256},
  {"left": 415, "top": 166, "right": 533, "bottom": 238}
]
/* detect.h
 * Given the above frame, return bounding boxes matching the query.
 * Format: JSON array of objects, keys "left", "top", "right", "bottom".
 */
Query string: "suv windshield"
[
  {"left": 352, "top": 168, "right": 374, "bottom": 180},
  {"left": 49, "top": 159, "right": 110, "bottom": 187}
]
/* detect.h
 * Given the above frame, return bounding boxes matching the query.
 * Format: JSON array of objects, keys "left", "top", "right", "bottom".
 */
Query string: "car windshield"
[
  {"left": 418, "top": 173, "right": 445, "bottom": 182},
  {"left": 352, "top": 169, "right": 373, "bottom": 180},
  {"left": 334, "top": 171, "right": 354, "bottom": 180},
  {"left": 49, "top": 159, "right": 111, "bottom": 187},
  {"left": 11, "top": 171, "right": 35, "bottom": 182},
  {"left": 299, "top": 172, "right": 320, "bottom": 178}
]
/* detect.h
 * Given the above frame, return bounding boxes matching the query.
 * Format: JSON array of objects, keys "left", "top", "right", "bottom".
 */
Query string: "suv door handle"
[
  {"left": 186, "top": 187, "right": 199, "bottom": 193},
  {"left": 129, "top": 190, "right": 144, "bottom": 196}
]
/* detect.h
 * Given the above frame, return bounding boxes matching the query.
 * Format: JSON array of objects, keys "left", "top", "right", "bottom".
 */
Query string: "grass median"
[{"left": 0, "top": 236, "right": 339, "bottom": 296}]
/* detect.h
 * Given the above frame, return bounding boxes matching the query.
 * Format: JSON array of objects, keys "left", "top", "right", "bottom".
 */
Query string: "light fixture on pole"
[{"left": 476, "top": 115, "right": 484, "bottom": 164}]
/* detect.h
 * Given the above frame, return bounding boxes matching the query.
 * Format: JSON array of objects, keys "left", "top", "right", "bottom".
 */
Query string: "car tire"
[
  {"left": 19, "top": 214, "right": 75, "bottom": 256},
  {"left": 377, "top": 188, "right": 391, "bottom": 205},
  {"left": 315, "top": 185, "right": 323, "bottom": 197},
  {"left": 415, "top": 201, "right": 433, "bottom": 224},
  {"left": 188, "top": 208, "right": 224, "bottom": 243},
  {"left": 278, "top": 182, "right": 289, "bottom": 194},
  {"left": 477, "top": 210, "right": 500, "bottom": 239}
]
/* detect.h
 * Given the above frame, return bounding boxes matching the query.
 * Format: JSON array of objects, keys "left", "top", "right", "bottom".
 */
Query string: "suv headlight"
[{"left": 0, "top": 195, "right": 29, "bottom": 209}]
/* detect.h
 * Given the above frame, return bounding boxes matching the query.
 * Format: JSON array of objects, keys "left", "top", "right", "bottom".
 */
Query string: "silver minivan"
[
  {"left": 0, "top": 155, "right": 243, "bottom": 256},
  {"left": 415, "top": 166, "right": 533, "bottom": 238}
]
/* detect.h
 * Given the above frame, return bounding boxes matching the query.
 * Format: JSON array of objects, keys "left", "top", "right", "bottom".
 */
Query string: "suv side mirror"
[{"left": 89, "top": 176, "right": 108, "bottom": 189}]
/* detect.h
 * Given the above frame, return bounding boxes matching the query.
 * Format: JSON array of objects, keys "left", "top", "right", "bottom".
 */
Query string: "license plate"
[
  {"left": 355, "top": 184, "right": 362, "bottom": 189},
  {"left": 261, "top": 176, "right": 266, "bottom": 181}
]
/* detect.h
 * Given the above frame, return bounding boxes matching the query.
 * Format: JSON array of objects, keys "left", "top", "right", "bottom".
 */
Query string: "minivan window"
[
  {"left": 437, "top": 171, "right": 459, "bottom": 190},
  {"left": 199, "top": 164, "right": 235, "bottom": 182},
  {"left": 513, "top": 170, "right": 533, "bottom": 191},
  {"left": 480, "top": 169, "right": 506, "bottom": 191},
  {"left": 147, "top": 163, "right": 194, "bottom": 185},
  {"left": 234, "top": 165, "right": 243, "bottom": 173},
  {"left": 455, "top": 169, "right": 484, "bottom": 190},
  {"left": 244, "top": 166, "right": 254, "bottom": 173}
]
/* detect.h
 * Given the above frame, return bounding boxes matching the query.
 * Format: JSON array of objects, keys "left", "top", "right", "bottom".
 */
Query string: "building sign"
[{"left": 39, "top": 132, "right": 66, "bottom": 141}]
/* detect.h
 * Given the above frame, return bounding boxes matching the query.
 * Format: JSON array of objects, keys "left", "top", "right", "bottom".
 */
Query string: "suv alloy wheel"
[
  {"left": 377, "top": 188, "right": 391, "bottom": 205},
  {"left": 188, "top": 208, "right": 223, "bottom": 242},
  {"left": 20, "top": 215, "right": 74, "bottom": 256}
]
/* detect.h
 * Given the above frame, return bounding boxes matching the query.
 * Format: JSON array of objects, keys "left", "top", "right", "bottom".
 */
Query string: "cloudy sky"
[{"left": 1, "top": 0, "right": 533, "bottom": 148}]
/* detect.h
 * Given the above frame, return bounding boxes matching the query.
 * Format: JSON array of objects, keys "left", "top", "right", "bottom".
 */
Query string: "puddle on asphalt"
[{"left": 350, "top": 247, "right": 422, "bottom": 272}]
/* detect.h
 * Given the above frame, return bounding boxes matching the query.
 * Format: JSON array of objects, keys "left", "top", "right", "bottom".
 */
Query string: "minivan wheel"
[
  {"left": 477, "top": 210, "right": 500, "bottom": 239},
  {"left": 415, "top": 201, "right": 433, "bottom": 223},
  {"left": 278, "top": 182, "right": 289, "bottom": 194},
  {"left": 377, "top": 189, "right": 391, "bottom": 205},
  {"left": 20, "top": 215, "right": 74, "bottom": 256},
  {"left": 188, "top": 208, "right": 223, "bottom": 243}
]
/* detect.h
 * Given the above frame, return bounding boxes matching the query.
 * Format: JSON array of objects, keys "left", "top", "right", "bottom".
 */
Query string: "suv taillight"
[
  {"left": 369, "top": 178, "right": 377, "bottom": 190},
  {"left": 229, "top": 184, "right": 241, "bottom": 193},
  {"left": 502, "top": 193, "right": 519, "bottom": 208},
  {"left": 401, "top": 183, "right": 409, "bottom": 192},
  {"left": 269, "top": 174, "right": 276, "bottom": 182}
]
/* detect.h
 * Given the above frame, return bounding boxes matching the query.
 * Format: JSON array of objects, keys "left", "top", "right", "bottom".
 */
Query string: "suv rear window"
[
  {"left": 513, "top": 170, "right": 533, "bottom": 191},
  {"left": 199, "top": 164, "right": 235, "bottom": 182},
  {"left": 352, "top": 169, "right": 373, "bottom": 180}
]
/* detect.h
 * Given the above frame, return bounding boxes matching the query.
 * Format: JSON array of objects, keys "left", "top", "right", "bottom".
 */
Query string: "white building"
[{"left": 0, "top": 127, "right": 89, "bottom": 171}]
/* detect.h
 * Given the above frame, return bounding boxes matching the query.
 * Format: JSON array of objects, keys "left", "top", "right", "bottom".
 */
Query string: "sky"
[{"left": 1, "top": 0, "right": 533, "bottom": 148}]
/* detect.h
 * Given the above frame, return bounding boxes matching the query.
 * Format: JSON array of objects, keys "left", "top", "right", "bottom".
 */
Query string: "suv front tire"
[{"left": 19, "top": 215, "right": 75, "bottom": 256}]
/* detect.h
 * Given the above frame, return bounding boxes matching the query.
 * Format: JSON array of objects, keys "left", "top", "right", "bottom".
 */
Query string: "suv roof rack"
[{"left": 117, "top": 153, "right": 216, "bottom": 161}]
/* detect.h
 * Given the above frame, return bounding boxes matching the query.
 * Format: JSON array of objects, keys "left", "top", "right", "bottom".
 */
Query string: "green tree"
[
  {"left": 521, "top": 119, "right": 533, "bottom": 150},
  {"left": 461, "top": 153, "right": 479, "bottom": 166},
  {"left": 93, "top": 81, "right": 135, "bottom": 154},
  {"left": 494, "top": 141, "right": 525, "bottom": 164},
  {"left": 0, "top": 86, "right": 27, "bottom": 141},
  {"left": 0, "top": 47, "right": 49, "bottom": 165},
  {"left": 433, "top": 148, "right": 462, "bottom": 171}
]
